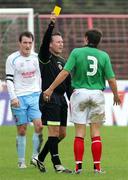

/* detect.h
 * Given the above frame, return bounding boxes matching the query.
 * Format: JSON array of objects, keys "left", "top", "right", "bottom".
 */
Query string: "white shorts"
[{"left": 69, "top": 89, "right": 105, "bottom": 125}]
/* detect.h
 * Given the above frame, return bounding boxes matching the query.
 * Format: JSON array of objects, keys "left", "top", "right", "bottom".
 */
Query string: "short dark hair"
[
  {"left": 19, "top": 31, "right": 34, "bottom": 42},
  {"left": 51, "top": 32, "right": 62, "bottom": 42},
  {"left": 85, "top": 29, "right": 102, "bottom": 47}
]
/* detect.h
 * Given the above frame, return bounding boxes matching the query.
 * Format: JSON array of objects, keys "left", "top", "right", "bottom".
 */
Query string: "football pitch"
[{"left": 0, "top": 125, "right": 128, "bottom": 180}]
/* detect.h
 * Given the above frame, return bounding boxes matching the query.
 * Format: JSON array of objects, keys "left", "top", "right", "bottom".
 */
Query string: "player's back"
[
  {"left": 67, "top": 46, "right": 114, "bottom": 90},
  {"left": 74, "top": 46, "right": 108, "bottom": 71}
]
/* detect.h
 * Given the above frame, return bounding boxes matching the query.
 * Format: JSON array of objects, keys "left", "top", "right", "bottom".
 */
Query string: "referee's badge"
[{"left": 58, "top": 63, "right": 63, "bottom": 70}]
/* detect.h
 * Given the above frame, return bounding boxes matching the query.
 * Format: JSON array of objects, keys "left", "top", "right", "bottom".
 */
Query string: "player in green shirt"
[
  {"left": 43, "top": 29, "right": 121, "bottom": 174},
  {"left": 64, "top": 45, "right": 115, "bottom": 90}
]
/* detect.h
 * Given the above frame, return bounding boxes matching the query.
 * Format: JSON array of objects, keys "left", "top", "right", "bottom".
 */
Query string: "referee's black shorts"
[{"left": 39, "top": 92, "right": 68, "bottom": 126}]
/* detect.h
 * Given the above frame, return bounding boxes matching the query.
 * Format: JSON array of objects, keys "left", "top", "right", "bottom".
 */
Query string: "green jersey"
[{"left": 64, "top": 47, "right": 115, "bottom": 90}]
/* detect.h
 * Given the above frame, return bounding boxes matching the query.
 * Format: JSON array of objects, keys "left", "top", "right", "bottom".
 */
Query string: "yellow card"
[{"left": 53, "top": 5, "right": 61, "bottom": 16}]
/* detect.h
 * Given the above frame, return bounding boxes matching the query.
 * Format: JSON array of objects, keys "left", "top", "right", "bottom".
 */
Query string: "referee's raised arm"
[{"left": 38, "top": 13, "right": 57, "bottom": 63}]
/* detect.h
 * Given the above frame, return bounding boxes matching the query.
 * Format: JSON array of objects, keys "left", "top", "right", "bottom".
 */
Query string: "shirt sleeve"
[
  {"left": 38, "top": 21, "right": 55, "bottom": 63},
  {"left": 6, "top": 57, "right": 17, "bottom": 100},
  {"left": 104, "top": 53, "right": 115, "bottom": 80}
]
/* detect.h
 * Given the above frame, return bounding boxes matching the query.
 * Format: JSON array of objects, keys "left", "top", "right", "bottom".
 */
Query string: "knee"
[
  {"left": 38, "top": 124, "right": 43, "bottom": 132},
  {"left": 18, "top": 127, "right": 26, "bottom": 136},
  {"left": 34, "top": 120, "right": 43, "bottom": 133}
]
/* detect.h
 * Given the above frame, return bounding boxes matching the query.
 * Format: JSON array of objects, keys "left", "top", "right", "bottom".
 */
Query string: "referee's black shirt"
[{"left": 38, "top": 21, "right": 72, "bottom": 100}]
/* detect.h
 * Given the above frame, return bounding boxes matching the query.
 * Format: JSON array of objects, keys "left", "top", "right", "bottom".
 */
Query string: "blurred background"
[
  {"left": 0, "top": 0, "right": 128, "bottom": 125},
  {"left": 0, "top": 0, "right": 128, "bottom": 80}
]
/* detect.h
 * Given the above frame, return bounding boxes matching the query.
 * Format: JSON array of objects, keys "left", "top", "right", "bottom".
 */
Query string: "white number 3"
[{"left": 87, "top": 55, "right": 98, "bottom": 76}]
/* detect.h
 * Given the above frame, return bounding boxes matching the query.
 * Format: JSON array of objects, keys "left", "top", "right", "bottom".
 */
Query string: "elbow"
[{"left": 108, "top": 78, "right": 116, "bottom": 84}]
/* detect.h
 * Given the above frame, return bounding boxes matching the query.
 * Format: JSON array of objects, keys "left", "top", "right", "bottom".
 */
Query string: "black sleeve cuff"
[{"left": 49, "top": 21, "right": 55, "bottom": 27}]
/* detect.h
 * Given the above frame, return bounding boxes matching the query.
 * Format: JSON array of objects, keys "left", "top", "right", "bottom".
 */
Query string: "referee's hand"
[
  {"left": 50, "top": 12, "right": 56, "bottom": 23},
  {"left": 43, "top": 88, "right": 53, "bottom": 102}
]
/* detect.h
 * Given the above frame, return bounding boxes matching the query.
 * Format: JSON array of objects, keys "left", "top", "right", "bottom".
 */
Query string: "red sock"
[
  {"left": 91, "top": 136, "right": 102, "bottom": 171},
  {"left": 74, "top": 137, "right": 84, "bottom": 170}
]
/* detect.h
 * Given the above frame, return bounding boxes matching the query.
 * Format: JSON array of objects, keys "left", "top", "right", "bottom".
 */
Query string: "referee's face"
[
  {"left": 50, "top": 35, "right": 63, "bottom": 55},
  {"left": 19, "top": 36, "right": 33, "bottom": 57}
]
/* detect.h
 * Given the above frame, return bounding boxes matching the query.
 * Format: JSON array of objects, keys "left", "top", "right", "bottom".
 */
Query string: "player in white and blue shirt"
[{"left": 6, "top": 31, "right": 43, "bottom": 168}]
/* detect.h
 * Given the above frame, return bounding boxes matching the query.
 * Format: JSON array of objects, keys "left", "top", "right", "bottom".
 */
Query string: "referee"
[{"left": 34, "top": 13, "right": 73, "bottom": 173}]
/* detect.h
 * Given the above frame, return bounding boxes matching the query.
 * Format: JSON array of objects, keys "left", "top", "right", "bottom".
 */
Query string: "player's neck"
[{"left": 20, "top": 50, "right": 30, "bottom": 57}]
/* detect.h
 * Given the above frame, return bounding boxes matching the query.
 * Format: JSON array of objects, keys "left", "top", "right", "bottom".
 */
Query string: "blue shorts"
[{"left": 11, "top": 92, "right": 41, "bottom": 126}]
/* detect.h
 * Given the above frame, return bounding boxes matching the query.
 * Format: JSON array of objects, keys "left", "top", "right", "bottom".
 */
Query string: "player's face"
[
  {"left": 19, "top": 36, "right": 33, "bottom": 57},
  {"left": 50, "top": 35, "right": 63, "bottom": 55}
]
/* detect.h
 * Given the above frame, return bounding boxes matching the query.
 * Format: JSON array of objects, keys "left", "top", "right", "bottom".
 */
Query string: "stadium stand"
[{"left": 0, "top": 0, "right": 128, "bottom": 14}]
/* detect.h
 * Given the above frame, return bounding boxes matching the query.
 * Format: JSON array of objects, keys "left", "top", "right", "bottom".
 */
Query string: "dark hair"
[
  {"left": 19, "top": 31, "right": 34, "bottom": 42},
  {"left": 51, "top": 32, "right": 62, "bottom": 42},
  {"left": 85, "top": 29, "right": 102, "bottom": 47}
]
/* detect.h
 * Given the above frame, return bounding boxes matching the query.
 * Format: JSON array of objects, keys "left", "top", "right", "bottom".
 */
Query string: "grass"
[{"left": 0, "top": 125, "right": 128, "bottom": 180}]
